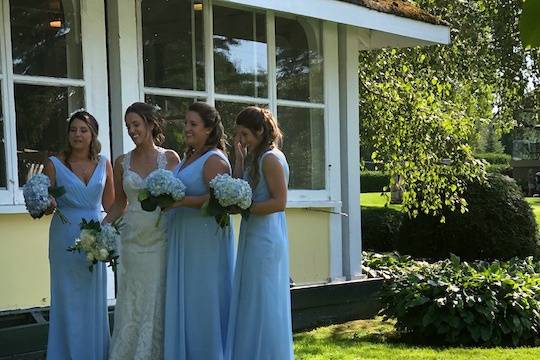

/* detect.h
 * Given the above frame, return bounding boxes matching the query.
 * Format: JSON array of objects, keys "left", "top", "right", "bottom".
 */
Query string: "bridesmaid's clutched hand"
[{"left": 44, "top": 197, "right": 57, "bottom": 215}]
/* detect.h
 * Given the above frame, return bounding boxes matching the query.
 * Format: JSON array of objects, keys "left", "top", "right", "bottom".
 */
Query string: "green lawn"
[
  {"left": 294, "top": 318, "right": 540, "bottom": 359},
  {"left": 360, "top": 192, "right": 400, "bottom": 210},
  {"left": 298, "top": 193, "right": 540, "bottom": 358},
  {"left": 525, "top": 197, "right": 540, "bottom": 225}
]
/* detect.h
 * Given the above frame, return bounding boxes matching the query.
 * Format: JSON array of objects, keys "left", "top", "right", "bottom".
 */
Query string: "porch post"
[
  {"left": 338, "top": 24, "right": 362, "bottom": 280},
  {"left": 106, "top": 0, "right": 142, "bottom": 158}
]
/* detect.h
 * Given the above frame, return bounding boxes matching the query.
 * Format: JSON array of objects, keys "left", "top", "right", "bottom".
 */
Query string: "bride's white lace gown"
[{"left": 109, "top": 149, "right": 168, "bottom": 360}]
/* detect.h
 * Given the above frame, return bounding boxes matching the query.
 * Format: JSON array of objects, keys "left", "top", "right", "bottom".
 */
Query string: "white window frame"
[
  {"left": 135, "top": 0, "right": 341, "bottom": 207},
  {"left": 0, "top": 0, "right": 110, "bottom": 211}
]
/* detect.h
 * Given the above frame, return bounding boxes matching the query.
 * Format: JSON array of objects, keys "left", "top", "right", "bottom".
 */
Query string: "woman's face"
[
  {"left": 236, "top": 125, "right": 262, "bottom": 152},
  {"left": 125, "top": 112, "right": 152, "bottom": 146},
  {"left": 184, "top": 110, "right": 210, "bottom": 149},
  {"left": 68, "top": 118, "right": 93, "bottom": 151}
]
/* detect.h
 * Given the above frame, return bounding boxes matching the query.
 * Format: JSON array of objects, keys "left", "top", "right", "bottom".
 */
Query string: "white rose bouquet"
[
  {"left": 67, "top": 218, "right": 121, "bottom": 272},
  {"left": 138, "top": 169, "right": 186, "bottom": 227},
  {"left": 202, "top": 174, "right": 252, "bottom": 228}
]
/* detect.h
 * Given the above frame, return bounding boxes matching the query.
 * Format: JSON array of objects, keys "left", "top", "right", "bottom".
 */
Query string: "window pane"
[
  {"left": 214, "top": 6, "right": 267, "bottom": 98},
  {"left": 276, "top": 17, "right": 323, "bottom": 103},
  {"left": 15, "top": 84, "right": 84, "bottom": 186},
  {"left": 278, "top": 106, "right": 325, "bottom": 189},
  {"left": 10, "top": 0, "right": 83, "bottom": 78},
  {"left": 145, "top": 95, "right": 202, "bottom": 155},
  {"left": 142, "top": 0, "right": 205, "bottom": 90},
  {"left": 0, "top": 88, "right": 6, "bottom": 189}
]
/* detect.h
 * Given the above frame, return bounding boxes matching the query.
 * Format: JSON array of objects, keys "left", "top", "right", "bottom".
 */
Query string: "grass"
[
  {"left": 360, "top": 192, "right": 400, "bottom": 210},
  {"left": 294, "top": 318, "right": 540, "bottom": 359},
  {"left": 299, "top": 193, "right": 540, "bottom": 359},
  {"left": 525, "top": 197, "right": 540, "bottom": 225}
]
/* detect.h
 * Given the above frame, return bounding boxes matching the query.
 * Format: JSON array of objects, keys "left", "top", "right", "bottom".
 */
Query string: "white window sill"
[
  {"left": 0, "top": 201, "right": 343, "bottom": 215},
  {"left": 287, "top": 200, "right": 342, "bottom": 208},
  {"left": 0, "top": 204, "right": 28, "bottom": 214}
]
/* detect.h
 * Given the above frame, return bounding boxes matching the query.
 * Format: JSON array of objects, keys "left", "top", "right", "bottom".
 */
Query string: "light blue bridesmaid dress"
[
  {"left": 47, "top": 156, "right": 109, "bottom": 360},
  {"left": 164, "top": 149, "right": 235, "bottom": 360},
  {"left": 225, "top": 149, "right": 294, "bottom": 360}
]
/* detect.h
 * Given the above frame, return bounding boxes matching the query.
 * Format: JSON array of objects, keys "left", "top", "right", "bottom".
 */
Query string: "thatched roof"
[{"left": 338, "top": 0, "right": 449, "bottom": 26}]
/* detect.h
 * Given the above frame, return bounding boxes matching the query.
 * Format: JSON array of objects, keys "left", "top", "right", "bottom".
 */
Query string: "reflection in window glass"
[
  {"left": 15, "top": 84, "right": 84, "bottom": 186},
  {"left": 276, "top": 17, "right": 323, "bottom": 103},
  {"left": 142, "top": 0, "right": 205, "bottom": 90},
  {"left": 145, "top": 95, "right": 202, "bottom": 155},
  {"left": 0, "top": 88, "right": 6, "bottom": 189},
  {"left": 10, "top": 0, "right": 83, "bottom": 78},
  {"left": 213, "top": 6, "right": 267, "bottom": 98},
  {"left": 278, "top": 107, "right": 325, "bottom": 189}
]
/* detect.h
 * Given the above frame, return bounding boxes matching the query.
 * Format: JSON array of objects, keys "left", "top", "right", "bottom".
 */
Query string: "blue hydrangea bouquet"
[
  {"left": 202, "top": 174, "right": 252, "bottom": 228},
  {"left": 23, "top": 173, "right": 69, "bottom": 223},
  {"left": 67, "top": 218, "right": 121, "bottom": 272},
  {"left": 137, "top": 169, "right": 186, "bottom": 226}
]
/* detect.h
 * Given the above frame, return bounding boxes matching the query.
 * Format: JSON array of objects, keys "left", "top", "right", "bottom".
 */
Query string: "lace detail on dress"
[{"left": 157, "top": 147, "right": 167, "bottom": 170}]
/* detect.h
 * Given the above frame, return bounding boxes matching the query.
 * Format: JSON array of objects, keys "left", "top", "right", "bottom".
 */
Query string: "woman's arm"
[
  {"left": 102, "top": 155, "right": 127, "bottom": 224},
  {"left": 249, "top": 155, "right": 287, "bottom": 216},
  {"left": 170, "top": 154, "right": 230, "bottom": 209},
  {"left": 232, "top": 135, "right": 246, "bottom": 179},
  {"left": 101, "top": 159, "right": 115, "bottom": 212}
]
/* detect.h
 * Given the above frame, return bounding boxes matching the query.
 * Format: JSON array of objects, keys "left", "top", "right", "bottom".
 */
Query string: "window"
[
  {"left": 276, "top": 16, "right": 325, "bottom": 190},
  {"left": 141, "top": 0, "right": 207, "bottom": 154},
  {"left": 138, "top": 2, "right": 332, "bottom": 201},
  {"left": 213, "top": 6, "right": 267, "bottom": 98},
  {"left": 142, "top": 0, "right": 204, "bottom": 90},
  {"left": 0, "top": 0, "right": 108, "bottom": 207}
]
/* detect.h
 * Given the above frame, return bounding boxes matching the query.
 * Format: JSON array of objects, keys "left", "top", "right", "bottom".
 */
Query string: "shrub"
[
  {"left": 361, "top": 170, "right": 390, "bottom": 193},
  {"left": 487, "top": 163, "right": 512, "bottom": 176},
  {"left": 365, "top": 252, "right": 540, "bottom": 346},
  {"left": 476, "top": 152, "right": 511, "bottom": 165},
  {"left": 361, "top": 207, "right": 402, "bottom": 252},
  {"left": 397, "top": 173, "right": 539, "bottom": 261}
]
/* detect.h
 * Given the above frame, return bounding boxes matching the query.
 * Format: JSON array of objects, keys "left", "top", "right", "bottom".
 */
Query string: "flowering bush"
[{"left": 364, "top": 252, "right": 540, "bottom": 346}]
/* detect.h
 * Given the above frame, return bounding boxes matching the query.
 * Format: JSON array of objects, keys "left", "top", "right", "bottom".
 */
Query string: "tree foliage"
[{"left": 360, "top": 0, "right": 540, "bottom": 216}]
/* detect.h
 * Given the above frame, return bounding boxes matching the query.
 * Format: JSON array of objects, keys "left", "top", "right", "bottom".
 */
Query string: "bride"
[{"left": 104, "top": 102, "right": 179, "bottom": 359}]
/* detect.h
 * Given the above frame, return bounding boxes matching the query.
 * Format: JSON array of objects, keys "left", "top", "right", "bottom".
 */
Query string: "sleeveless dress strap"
[
  {"left": 157, "top": 148, "right": 167, "bottom": 170},
  {"left": 123, "top": 151, "right": 132, "bottom": 173}
]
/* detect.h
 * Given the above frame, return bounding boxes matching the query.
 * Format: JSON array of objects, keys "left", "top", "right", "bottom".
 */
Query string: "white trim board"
[{"left": 219, "top": 0, "right": 450, "bottom": 45}]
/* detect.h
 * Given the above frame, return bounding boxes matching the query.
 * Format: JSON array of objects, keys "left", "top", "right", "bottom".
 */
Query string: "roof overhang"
[{"left": 219, "top": 0, "right": 450, "bottom": 47}]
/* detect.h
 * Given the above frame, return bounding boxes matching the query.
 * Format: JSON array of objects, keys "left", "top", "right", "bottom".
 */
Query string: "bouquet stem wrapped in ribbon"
[
  {"left": 23, "top": 173, "right": 69, "bottom": 224},
  {"left": 202, "top": 174, "right": 252, "bottom": 228},
  {"left": 67, "top": 218, "right": 121, "bottom": 272},
  {"left": 138, "top": 169, "right": 186, "bottom": 227}
]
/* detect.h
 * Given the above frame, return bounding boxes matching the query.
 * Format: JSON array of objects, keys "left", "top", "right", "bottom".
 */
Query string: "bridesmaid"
[
  {"left": 226, "top": 107, "right": 293, "bottom": 360},
  {"left": 164, "top": 102, "right": 234, "bottom": 360},
  {"left": 43, "top": 110, "right": 114, "bottom": 360}
]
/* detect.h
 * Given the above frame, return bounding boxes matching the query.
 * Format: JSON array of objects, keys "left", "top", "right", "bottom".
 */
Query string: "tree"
[{"left": 359, "top": 0, "right": 540, "bottom": 217}]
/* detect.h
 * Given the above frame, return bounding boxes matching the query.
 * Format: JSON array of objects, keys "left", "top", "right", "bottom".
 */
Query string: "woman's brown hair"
[
  {"left": 125, "top": 102, "right": 166, "bottom": 145},
  {"left": 235, "top": 106, "right": 283, "bottom": 187},
  {"left": 186, "top": 102, "right": 227, "bottom": 157},
  {"left": 64, "top": 110, "right": 101, "bottom": 162}
]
